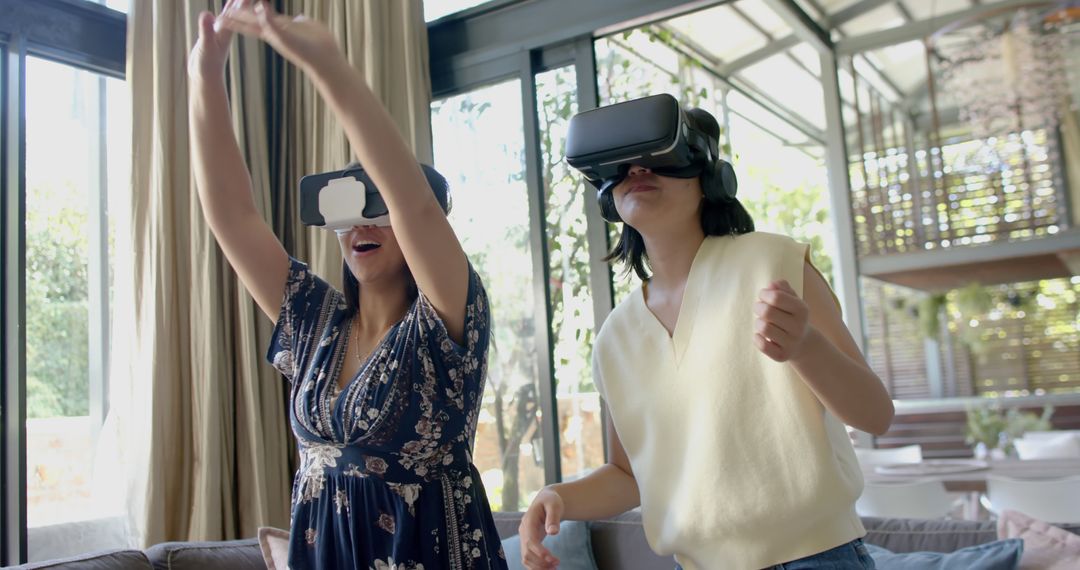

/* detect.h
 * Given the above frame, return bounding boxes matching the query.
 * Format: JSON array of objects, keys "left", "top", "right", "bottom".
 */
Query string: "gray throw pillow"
[
  {"left": 865, "top": 539, "right": 1023, "bottom": 570},
  {"left": 501, "top": 520, "right": 599, "bottom": 570}
]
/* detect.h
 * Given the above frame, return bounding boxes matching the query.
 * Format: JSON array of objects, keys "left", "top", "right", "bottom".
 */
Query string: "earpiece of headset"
[
  {"left": 598, "top": 179, "right": 623, "bottom": 223},
  {"left": 688, "top": 113, "right": 738, "bottom": 203}
]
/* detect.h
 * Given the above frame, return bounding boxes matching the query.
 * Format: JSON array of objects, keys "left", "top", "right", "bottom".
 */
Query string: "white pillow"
[
  {"left": 1014, "top": 433, "right": 1080, "bottom": 460},
  {"left": 257, "top": 527, "right": 290, "bottom": 570}
]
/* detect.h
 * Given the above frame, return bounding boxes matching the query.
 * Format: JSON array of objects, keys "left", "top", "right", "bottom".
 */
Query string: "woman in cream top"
[{"left": 519, "top": 107, "right": 893, "bottom": 570}]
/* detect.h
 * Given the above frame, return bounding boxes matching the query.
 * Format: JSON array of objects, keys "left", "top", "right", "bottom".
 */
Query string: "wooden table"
[{"left": 862, "top": 458, "right": 1080, "bottom": 519}]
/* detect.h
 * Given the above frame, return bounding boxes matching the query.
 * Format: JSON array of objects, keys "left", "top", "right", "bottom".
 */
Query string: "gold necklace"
[{"left": 352, "top": 317, "right": 363, "bottom": 363}]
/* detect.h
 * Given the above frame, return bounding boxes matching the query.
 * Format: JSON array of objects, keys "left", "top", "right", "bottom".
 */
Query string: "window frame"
[{"left": 0, "top": 0, "right": 125, "bottom": 564}]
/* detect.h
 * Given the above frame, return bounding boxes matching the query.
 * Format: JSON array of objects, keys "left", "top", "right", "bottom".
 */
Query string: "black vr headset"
[
  {"left": 299, "top": 164, "right": 446, "bottom": 231},
  {"left": 564, "top": 94, "right": 737, "bottom": 223}
]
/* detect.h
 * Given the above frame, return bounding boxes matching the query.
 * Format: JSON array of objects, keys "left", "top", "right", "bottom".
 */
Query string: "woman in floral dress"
[{"left": 189, "top": 1, "right": 507, "bottom": 568}]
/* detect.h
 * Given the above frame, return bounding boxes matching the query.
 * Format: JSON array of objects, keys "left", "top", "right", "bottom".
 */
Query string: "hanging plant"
[
  {"left": 950, "top": 282, "right": 994, "bottom": 354},
  {"left": 918, "top": 294, "right": 948, "bottom": 339},
  {"left": 955, "top": 282, "right": 993, "bottom": 317},
  {"left": 958, "top": 324, "right": 988, "bottom": 355}
]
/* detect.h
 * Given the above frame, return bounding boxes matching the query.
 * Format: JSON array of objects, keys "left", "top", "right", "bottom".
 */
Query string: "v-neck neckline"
[
  {"left": 636, "top": 237, "right": 715, "bottom": 367},
  {"left": 328, "top": 313, "right": 402, "bottom": 428}
]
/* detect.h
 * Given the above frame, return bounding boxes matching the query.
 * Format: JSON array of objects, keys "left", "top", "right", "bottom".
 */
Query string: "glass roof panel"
[
  {"left": 840, "top": 3, "right": 906, "bottom": 36},
  {"left": 664, "top": 4, "right": 769, "bottom": 65},
  {"left": 739, "top": 56, "right": 827, "bottom": 131},
  {"left": 728, "top": 90, "right": 811, "bottom": 145},
  {"left": 732, "top": 0, "right": 793, "bottom": 39},
  {"left": 864, "top": 40, "right": 927, "bottom": 96},
  {"left": 902, "top": 0, "right": 976, "bottom": 21},
  {"left": 789, "top": 43, "right": 822, "bottom": 77}
]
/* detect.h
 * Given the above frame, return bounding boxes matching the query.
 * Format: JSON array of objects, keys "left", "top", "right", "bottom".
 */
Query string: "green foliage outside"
[
  {"left": 597, "top": 27, "right": 837, "bottom": 296},
  {"left": 25, "top": 180, "right": 91, "bottom": 418}
]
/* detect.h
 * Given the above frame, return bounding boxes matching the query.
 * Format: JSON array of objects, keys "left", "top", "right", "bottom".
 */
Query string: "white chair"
[
  {"left": 1014, "top": 433, "right": 1080, "bottom": 460},
  {"left": 985, "top": 475, "right": 1080, "bottom": 524},
  {"left": 1019, "top": 430, "right": 1080, "bottom": 441},
  {"left": 856, "top": 479, "right": 953, "bottom": 519},
  {"left": 853, "top": 444, "right": 923, "bottom": 467}
]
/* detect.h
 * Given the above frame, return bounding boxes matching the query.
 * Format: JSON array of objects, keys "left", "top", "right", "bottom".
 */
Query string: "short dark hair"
[
  {"left": 605, "top": 108, "right": 754, "bottom": 281},
  {"left": 342, "top": 163, "right": 450, "bottom": 316}
]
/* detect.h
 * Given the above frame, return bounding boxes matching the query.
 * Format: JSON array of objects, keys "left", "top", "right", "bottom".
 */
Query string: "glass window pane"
[
  {"left": 596, "top": 9, "right": 836, "bottom": 292},
  {"left": 25, "top": 56, "right": 129, "bottom": 560},
  {"left": 98, "top": 0, "right": 130, "bottom": 13},
  {"left": 431, "top": 80, "right": 546, "bottom": 511},
  {"left": 424, "top": 0, "right": 492, "bottom": 22},
  {"left": 728, "top": 113, "right": 835, "bottom": 281},
  {"left": 535, "top": 66, "right": 605, "bottom": 481}
]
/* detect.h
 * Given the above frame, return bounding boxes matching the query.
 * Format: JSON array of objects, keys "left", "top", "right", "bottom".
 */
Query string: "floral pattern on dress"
[{"left": 267, "top": 257, "right": 506, "bottom": 570}]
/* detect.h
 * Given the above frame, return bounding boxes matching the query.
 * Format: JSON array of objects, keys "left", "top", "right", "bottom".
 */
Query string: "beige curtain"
[
  {"left": 118, "top": 0, "right": 431, "bottom": 546},
  {"left": 275, "top": 0, "right": 432, "bottom": 282}
]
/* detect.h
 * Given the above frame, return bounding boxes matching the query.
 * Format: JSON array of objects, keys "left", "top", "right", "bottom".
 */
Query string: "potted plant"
[{"left": 965, "top": 402, "right": 1054, "bottom": 459}]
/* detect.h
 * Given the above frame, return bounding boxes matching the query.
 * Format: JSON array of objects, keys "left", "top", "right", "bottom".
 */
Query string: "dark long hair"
[
  {"left": 605, "top": 109, "right": 755, "bottom": 281},
  {"left": 342, "top": 163, "right": 450, "bottom": 316}
]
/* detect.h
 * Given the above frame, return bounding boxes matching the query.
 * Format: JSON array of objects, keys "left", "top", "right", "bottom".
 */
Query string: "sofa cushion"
[
  {"left": 589, "top": 511, "right": 675, "bottom": 570},
  {"left": 493, "top": 510, "right": 674, "bottom": 570},
  {"left": 501, "top": 520, "right": 598, "bottom": 570},
  {"left": 144, "top": 539, "right": 263, "bottom": 570},
  {"left": 864, "top": 539, "right": 1023, "bottom": 570},
  {"left": 2, "top": 549, "right": 151, "bottom": 570},
  {"left": 862, "top": 516, "right": 1001, "bottom": 553},
  {"left": 998, "top": 510, "right": 1080, "bottom": 570}
]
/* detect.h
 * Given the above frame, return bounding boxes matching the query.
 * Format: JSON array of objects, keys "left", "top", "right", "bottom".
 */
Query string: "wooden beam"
[{"left": 861, "top": 230, "right": 1080, "bottom": 291}]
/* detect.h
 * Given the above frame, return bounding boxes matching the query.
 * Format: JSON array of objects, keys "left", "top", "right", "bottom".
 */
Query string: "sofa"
[{"left": 5, "top": 511, "right": 1079, "bottom": 569}]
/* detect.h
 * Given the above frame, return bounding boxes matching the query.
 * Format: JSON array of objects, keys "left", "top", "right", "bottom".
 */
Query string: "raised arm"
[
  {"left": 189, "top": 0, "right": 288, "bottom": 321},
  {"left": 219, "top": 2, "right": 470, "bottom": 343}
]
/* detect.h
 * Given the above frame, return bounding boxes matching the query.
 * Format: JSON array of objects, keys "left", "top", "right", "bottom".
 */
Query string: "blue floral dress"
[{"left": 267, "top": 258, "right": 508, "bottom": 570}]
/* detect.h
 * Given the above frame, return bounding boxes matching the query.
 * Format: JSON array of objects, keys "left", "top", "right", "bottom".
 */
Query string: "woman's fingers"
[
  {"left": 254, "top": 1, "right": 284, "bottom": 33},
  {"left": 198, "top": 11, "right": 216, "bottom": 38},
  {"left": 217, "top": 2, "right": 297, "bottom": 48},
  {"left": 216, "top": 11, "right": 265, "bottom": 38},
  {"left": 523, "top": 542, "right": 559, "bottom": 569},
  {"left": 755, "top": 332, "right": 786, "bottom": 361},
  {"left": 755, "top": 318, "right": 793, "bottom": 347},
  {"left": 544, "top": 500, "right": 563, "bottom": 535}
]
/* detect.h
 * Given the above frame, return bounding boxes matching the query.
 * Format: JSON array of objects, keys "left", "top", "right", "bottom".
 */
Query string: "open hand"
[
  {"left": 217, "top": 0, "right": 341, "bottom": 73},
  {"left": 519, "top": 487, "right": 564, "bottom": 569},
  {"left": 753, "top": 279, "right": 811, "bottom": 362},
  {"left": 189, "top": 0, "right": 241, "bottom": 82}
]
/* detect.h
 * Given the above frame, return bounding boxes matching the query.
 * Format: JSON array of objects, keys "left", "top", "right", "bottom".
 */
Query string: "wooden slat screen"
[{"left": 849, "top": 129, "right": 1065, "bottom": 257}]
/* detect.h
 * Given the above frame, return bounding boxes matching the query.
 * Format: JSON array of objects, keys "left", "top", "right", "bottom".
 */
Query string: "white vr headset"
[{"left": 300, "top": 167, "right": 390, "bottom": 231}]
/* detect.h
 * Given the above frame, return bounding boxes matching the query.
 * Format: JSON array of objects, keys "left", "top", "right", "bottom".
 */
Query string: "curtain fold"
[{"left": 118, "top": 0, "right": 432, "bottom": 546}]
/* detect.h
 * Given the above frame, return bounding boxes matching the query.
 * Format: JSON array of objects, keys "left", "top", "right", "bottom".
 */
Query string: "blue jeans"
[{"left": 675, "top": 538, "right": 876, "bottom": 570}]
